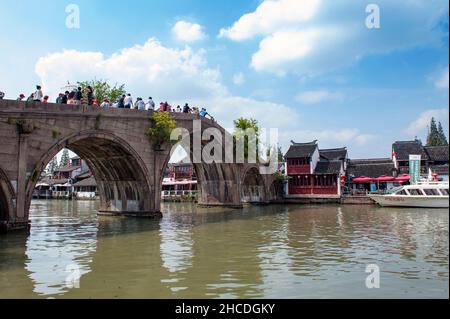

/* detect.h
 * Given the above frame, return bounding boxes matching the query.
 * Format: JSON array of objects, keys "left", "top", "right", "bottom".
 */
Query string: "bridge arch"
[
  {"left": 0, "top": 166, "right": 15, "bottom": 223},
  {"left": 158, "top": 120, "right": 242, "bottom": 208},
  {"left": 24, "top": 130, "right": 156, "bottom": 219},
  {"left": 240, "top": 166, "right": 267, "bottom": 204}
]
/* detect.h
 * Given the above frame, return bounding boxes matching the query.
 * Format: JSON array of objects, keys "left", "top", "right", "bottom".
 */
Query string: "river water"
[{"left": 0, "top": 200, "right": 448, "bottom": 299}]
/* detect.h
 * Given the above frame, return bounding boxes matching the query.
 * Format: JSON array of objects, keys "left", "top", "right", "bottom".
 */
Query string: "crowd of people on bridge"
[{"left": 0, "top": 85, "right": 214, "bottom": 120}]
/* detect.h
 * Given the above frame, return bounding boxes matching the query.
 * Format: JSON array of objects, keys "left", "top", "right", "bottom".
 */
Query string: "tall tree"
[
  {"left": 47, "top": 156, "right": 58, "bottom": 175},
  {"left": 437, "top": 122, "right": 449, "bottom": 146},
  {"left": 233, "top": 118, "right": 260, "bottom": 160},
  {"left": 59, "top": 149, "right": 70, "bottom": 167},
  {"left": 426, "top": 117, "right": 440, "bottom": 146}
]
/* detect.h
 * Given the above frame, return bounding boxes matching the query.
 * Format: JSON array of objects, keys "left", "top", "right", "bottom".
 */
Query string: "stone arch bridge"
[{"left": 0, "top": 100, "right": 278, "bottom": 232}]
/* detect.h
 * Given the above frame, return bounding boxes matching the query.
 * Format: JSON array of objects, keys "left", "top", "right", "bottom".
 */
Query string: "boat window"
[
  {"left": 439, "top": 189, "right": 449, "bottom": 196},
  {"left": 395, "top": 190, "right": 407, "bottom": 196},
  {"left": 388, "top": 186, "right": 403, "bottom": 194},
  {"left": 423, "top": 189, "right": 440, "bottom": 196},
  {"left": 408, "top": 189, "right": 424, "bottom": 196}
]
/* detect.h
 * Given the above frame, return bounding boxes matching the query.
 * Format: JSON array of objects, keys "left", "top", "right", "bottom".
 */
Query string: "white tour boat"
[{"left": 369, "top": 181, "right": 449, "bottom": 208}]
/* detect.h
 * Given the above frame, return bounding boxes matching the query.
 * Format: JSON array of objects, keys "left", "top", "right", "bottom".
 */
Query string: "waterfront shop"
[
  {"left": 161, "top": 163, "right": 198, "bottom": 201},
  {"left": 392, "top": 139, "right": 449, "bottom": 180},
  {"left": 346, "top": 159, "right": 399, "bottom": 194},
  {"left": 73, "top": 177, "right": 98, "bottom": 200},
  {"left": 284, "top": 141, "right": 347, "bottom": 201}
]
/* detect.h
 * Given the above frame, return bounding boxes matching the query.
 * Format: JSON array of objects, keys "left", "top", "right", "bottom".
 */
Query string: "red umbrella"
[
  {"left": 394, "top": 174, "right": 410, "bottom": 183},
  {"left": 375, "top": 175, "right": 395, "bottom": 182},
  {"left": 352, "top": 176, "right": 374, "bottom": 183}
]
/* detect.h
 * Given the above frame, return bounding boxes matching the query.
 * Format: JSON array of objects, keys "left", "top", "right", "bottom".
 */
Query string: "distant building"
[
  {"left": 162, "top": 163, "right": 198, "bottom": 200},
  {"left": 392, "top": 140, "right": 449, "bottom": 180},
  {"left": 73, "top": 176, "right": 97, "bottom": 199},
  {"left": 34, "top": 155, "right": 97, "bottom": 200},
  {"left": 346, "top": 158, "right": 397, "bottom": 193},
  {"left": 284, "top": 141, "right": 346, "bottom": 199}
]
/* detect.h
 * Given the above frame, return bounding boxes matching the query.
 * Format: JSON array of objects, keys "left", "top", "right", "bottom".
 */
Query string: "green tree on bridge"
[
  {"left": 78, "top": 79, "right": 126, "bottom": 104},
  {"left": 146, "top": 112, "right": 177, "bottom": 150},
  {"left": 233, "top": 117, "right": 260, "bottom": 161}
]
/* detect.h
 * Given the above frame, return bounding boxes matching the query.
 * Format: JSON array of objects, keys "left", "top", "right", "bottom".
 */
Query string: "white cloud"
[
  {"left": 295, "top": 89, "right": 343, "bottom": 104},
  {"left": 35, "top": 39, "right": 225, "bottom": 102},
  {"left": 34, "top": 38, "right": 299, "bottom": 131},
  {"left": 220, "top": 0, "right": 448, "bottom": 75},
  {"left": 219, "top": 0, "right": 320, "bottom": 41},
  {"left": 406, "top": 108, "right": 449, "bottom": 135},
  {"left": 232, "top": 72, "right": 245, "bottom": 85},
  {"left": 35, "top": 37, "right": 376, "bottom": 156},
  {"left": 435, "top": 66, "right": 449, "bottom": 90},
  {"left": 172, "top": 20, "right": 206, "bottom": 42}
]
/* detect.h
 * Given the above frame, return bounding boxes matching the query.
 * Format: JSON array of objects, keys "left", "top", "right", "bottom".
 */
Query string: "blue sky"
[{"left": 0, "top": 0, "right": 448, "bottom": 159}]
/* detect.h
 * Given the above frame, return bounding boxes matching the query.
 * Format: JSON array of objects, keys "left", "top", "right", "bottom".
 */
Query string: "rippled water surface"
[{"left": 0, "top": 200, "right": 448, "bottom": 298}]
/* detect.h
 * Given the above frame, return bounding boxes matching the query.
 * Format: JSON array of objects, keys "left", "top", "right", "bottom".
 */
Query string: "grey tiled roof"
[
  {"left": 319, "top": 148, "right": 347, "bottom": 161},
  {"left": 314, "top": 161, "right": 342, "bottom": 174},
  {"left": 392, "top": 140, "right": 429, "bottom": 161},
  {"left": 425, "top": 146, "right": 449, "bottom": 162},
  {"left": 347, "top": 159, "right": 395, "bottom": 178},
  {"left": 285, "top": 141, "right": 318, "bottom": 158},
  {"left": 73, "top": 176, "right": 97, "bottom": 187}
]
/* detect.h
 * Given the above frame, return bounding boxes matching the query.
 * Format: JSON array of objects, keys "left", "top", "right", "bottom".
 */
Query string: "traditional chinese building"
[
  {"left": 392, "top": 139, "right": 449, "bottom": 180},
  {"left": 346, "top": 158, "right": 397, "bottom": 193},
  {"left": 162, "top": 163, "right": 198, "bottom": 200},
  {"left": 284, "top": 141, "right": 347, "bottom": 199}
]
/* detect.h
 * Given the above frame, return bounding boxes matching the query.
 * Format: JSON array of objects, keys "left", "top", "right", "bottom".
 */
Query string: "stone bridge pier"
[{"left": 0, "top": 100, "right": 277, "bottom": 233}]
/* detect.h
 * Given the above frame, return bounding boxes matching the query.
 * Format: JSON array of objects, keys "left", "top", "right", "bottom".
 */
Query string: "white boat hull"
[{"left": 369, "top": 195, "right": 449, "bottom": 208}]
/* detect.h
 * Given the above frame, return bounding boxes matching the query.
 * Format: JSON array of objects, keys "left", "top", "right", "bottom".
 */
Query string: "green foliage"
[
  {"left": 146, "top": 112, "right": 177, "bottom": 149},
  {"left": 52, "top": 130, "right": 60, "bottom": 139},
  {"left": 59, "top": 149, "right": 70, "bottom": 167},
  {"left": 437, "top": 122, "right": 448, "bottom": 146},
  {"left": 233, "top": 117, "right": 260, "bottom": 160},
  {"left": 274, "top": 171, "right": 290, "bottom": 183},
  {"left": 30, "top": 164, "right": 41, "bottom": 182},
  {"left": 46, "top": 156, "right": 58, "bottom": 175},
  {"left": 78, "top": 79, "right": 126, "bottom": 103},
  {"left": 427, "top": 117, "right": 448, "bottom": 146}
]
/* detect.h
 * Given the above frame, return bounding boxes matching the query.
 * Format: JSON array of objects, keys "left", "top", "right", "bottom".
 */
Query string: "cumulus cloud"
[
  {"left": 220, "top": 0, "right": 448, "bottom": 75},
  {"left": 219, "top": 0, "right": 320, "bottom": 41},
  {"left": 406, "top": 108, "right": 449, "bottom": 135},
  {"left": 35, "top": 37, "right": 375, "bottom": 153},
  {"left": 295, "top": 90, "right": 344, "bottom": 104},
  {"left": 35, "top": 38, "right": 299, "bottom": 130},
  {"left": 435, "top": 66, "right": 449, "bottom": 90},
  {"left": 172, "top": 20, "right": 206, "bottom": 42}
]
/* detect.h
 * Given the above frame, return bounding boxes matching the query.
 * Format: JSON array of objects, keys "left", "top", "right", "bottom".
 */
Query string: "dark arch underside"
[
  {"left": 67, "top": 137, "right": 149, "bottom": 212},
  {"left": 241, "top": 167, "right": 266, "bottom": 203}
]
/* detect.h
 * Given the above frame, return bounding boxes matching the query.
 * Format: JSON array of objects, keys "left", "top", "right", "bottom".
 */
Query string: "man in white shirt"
[
  {"left": 146, "top": 97, "right": 155, "bottom": 111},
  {"left": 34, "top": 85, "right": 43, "bottom": 102},
  {"left": 100, "top": 99, "right": 110, "bottom": 108},
  {"left": 124, "top": 93, "right": 133, "bottom": 109},
  {"left": 137, "top": 98, "right": 146, "bottom": 110}
]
